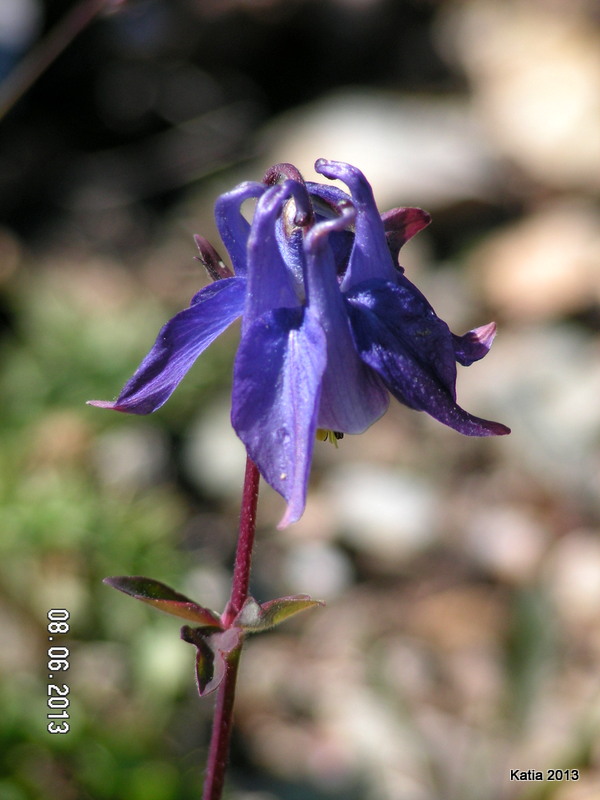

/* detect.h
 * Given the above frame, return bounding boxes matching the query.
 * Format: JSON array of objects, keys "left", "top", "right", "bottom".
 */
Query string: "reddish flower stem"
[
  {"left": 223, "top": 457, "right": 261, "bottom": 625},
  {"left": 202, "top": 457, "right": 260, "bottom": 800},
  {"left": 201, "top": 650, "right": 241, "bottom": 800}
]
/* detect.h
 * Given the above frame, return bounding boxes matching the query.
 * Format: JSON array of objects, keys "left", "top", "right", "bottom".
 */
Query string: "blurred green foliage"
[{"left": 0, "top": 265, "right": 236, "bottom": 799}]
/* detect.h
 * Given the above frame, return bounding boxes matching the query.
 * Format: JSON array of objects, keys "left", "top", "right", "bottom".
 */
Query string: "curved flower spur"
[{"left": 89, "top": 159, "right": 509, "bottom": 526}]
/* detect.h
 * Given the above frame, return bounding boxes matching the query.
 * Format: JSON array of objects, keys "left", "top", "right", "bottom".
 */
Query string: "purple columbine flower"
[{"left": 89, "top": 159, "right": 509, "bottom": 526}]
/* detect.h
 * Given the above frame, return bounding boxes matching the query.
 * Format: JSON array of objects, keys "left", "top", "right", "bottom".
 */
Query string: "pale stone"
[
  {"left": 472, "top": 201, "right": 600, "bottom": 321},
  {"left": 260, "top": 90, "right": 500, "bottom": 209},
  {"left": 182, "top": 397, "right": 246, "bottom": 499},
  {"left": 327, "top": 463, "right": 438, "bottom": 561},
  {"left": 543, "top": 531, "right": 600, "bottom": 624},
  {"left": 282, "top": 540, "right": 353, "bottom": 600},
  {"left": 93, "top": 423, "right": 171, "bottom": 489},
  {"left": 465, "top": 505, "right": 549, "bottom": 583},
  {"left": 439, "top": 1, "right": 600, "bottom": 190}
]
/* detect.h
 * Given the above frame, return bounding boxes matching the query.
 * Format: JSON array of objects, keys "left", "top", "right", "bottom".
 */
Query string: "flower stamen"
[{"left": 316, "top": 429, "right": 344, "bottom": 447}]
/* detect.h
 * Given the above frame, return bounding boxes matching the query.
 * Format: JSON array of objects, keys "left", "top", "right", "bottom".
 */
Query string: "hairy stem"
[
  {"left": 202, "top": 457, "right": 260, "bottom": 800},
  {"left": 201, "top": 649, "right": 241, "bottom": 800},
  {"left": 221, "top": 457, "right": 261, "bottom": 626}
]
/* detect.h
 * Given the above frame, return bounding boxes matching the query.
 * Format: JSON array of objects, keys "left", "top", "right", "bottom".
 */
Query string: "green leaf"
[
  {"left": 181, "top": 626, "right": 242, "bottom": 696},
  {"left": 234, "top": 594, "right": 324, "bottom": 633},
  {"left": 180, "top": 626, "right": 216, "bottom": 694},
  {"left": 104, "top": 576, "right": 222, "bottom": 627}
]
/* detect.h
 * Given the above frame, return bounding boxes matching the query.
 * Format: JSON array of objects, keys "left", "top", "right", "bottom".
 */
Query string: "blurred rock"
[
  {"left": 135, "top": 624, "right": 189, "bottom": 695},
  {"left": 406, "top": 585, "right": 506, "bottom": 651},
  {"left": 31, "top": 554, "right": 88, "bottom": 622},
  {"left": 326, "top": 463, "right": 439, "bottom": 562},
  {"left": 326, "top": 688, "right": 432, "bottom": 800},
  {"left": 438, "top": 0, "right": 600, "bottom": 191},
  {"left": 39, "top": 258, "right": 139, "bottom": 314},
  {"left": 380, "top": 640, "right": 436, "bottom": 704},
  {"left": 70, "top": 642, "right": 143, "bottom": 721},
  {"left": 506, "top": 694, "right": 582, "bottom": 781},
  {"left": 260, "top": 90, "right": 502, "bottom": 209},
  {"left": 543, "top": 530, "right": 600, "bottom": 625},
  {"left": 282, "top": 540, "right": 354, "bottom": 600},
  {"left": 472, "top": 200, "right": 600, "bottom": 321},
  {"left": 0, "top": 603, "right": 37, "bottom": 674},
  {"left": 464, "top": 504, "right": 549, "bottom": 583},
  {"left": 183, "top": 563, "right": 231, "bottom": 612},
  {"left": 475, "top": 325, "right": 600, "bottom": 505},
  {"left": 182, "top": 398, "right": 247, "bottom": 500},
  {"left": 553, "top": 776, "right": 600, "bottom": 800},
  {"left": 93, "top": 423, "right": 171, "bottom": 490},
  {"left": 444, "top": 648, "right": 504, "bottom": 714},
  {"left": 28, "top": 410, "right": 92, "bottom": 468}
]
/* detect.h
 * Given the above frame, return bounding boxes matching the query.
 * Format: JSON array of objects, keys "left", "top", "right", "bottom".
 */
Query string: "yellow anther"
[{"left": 316, "top": 429, "right": 344, "bottom": 447}]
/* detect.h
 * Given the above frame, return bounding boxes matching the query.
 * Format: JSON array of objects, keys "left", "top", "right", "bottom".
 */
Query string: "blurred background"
[{"left": 1, "top": 0, "right": 600, "bottom": 798}]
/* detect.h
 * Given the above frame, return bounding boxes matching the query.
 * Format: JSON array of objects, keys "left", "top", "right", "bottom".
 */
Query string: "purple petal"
[
  {"left": 304, "top": 207, "right": 389, "bottom": 433},
  {"left": 231, "top": 307, "right": 327, "bottom": 528},
  {"left": 275, "top": 223, "right": 306, "bottom": 291},
  {"left": 271, "top": 180, "right": 314, "bottom": 293},
  {"left": 347, "top": 281, "right": 510, "bottom": 436},
  {"left": 453, "top": 322, "right": 496, "bottom": 366},
  {"left": 244, "top": 181, "right": 308, "bottom": 331},
  {"left": 381, "top": 207, "right": 432, "bottom": 263},
  {"left": 349, "top": 278, "right": 458, "bottom": 395},
  {"left": 214, "top": 181, "right": 266, "bottom": 276},
  {"left": 306, "top": 181, "right": 352, "bottom": 211},
  {"left": 306, "top": 181, "right": 355, "bottom": 275},
  {"left": 315, "top": 159, "right": 397, "bottom": 289},
  {"left": 88, "top": 277, "right": 246, "bottom": 414}
]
